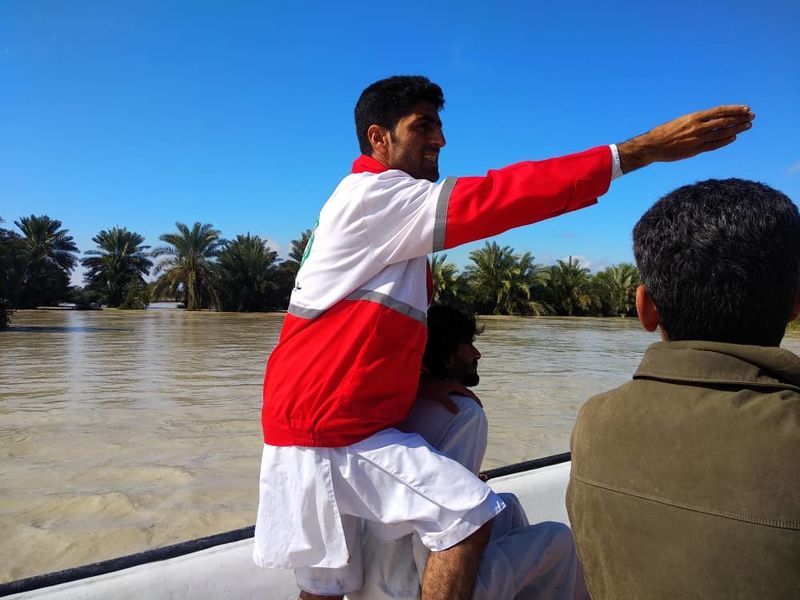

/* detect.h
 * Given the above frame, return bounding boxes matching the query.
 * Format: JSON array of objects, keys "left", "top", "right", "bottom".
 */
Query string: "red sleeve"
[{"left": 441, "top": 145, "right": 612, "bottom": 249}]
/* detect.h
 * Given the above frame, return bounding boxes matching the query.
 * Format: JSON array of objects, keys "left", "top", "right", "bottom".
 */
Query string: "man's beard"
[{"left": 463, "top": 372, "right": 479, "bottom": 387}]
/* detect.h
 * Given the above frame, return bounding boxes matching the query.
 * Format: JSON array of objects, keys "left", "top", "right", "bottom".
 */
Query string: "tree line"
[
  {"left": 431, "top": 242, "right": 639, "bottom": 318},
  {"left": 0, "top": 215, "right": 640, "bottom": 329}
]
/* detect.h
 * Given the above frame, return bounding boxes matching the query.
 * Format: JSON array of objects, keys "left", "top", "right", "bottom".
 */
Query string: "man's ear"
[
  {"left": 367, "top": 124, "right": 389, "bottom": 160},
  {"left": 636, "top": 285, "right": 661, "bottom": 333}
]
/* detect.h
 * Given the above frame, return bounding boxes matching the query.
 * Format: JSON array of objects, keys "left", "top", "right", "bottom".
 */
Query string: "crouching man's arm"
[{"left": 421, "top": 520, "right": 493, "bottom": 600}]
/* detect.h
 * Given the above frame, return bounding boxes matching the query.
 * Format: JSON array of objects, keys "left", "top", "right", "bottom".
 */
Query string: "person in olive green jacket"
[{"left": 567, "top": 178, "right": 800, "bottom": 599}]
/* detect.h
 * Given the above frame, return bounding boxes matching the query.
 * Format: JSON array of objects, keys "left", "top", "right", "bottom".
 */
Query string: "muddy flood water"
[{"left": 3, "top": 307, "right": 800, "bottom": 582}]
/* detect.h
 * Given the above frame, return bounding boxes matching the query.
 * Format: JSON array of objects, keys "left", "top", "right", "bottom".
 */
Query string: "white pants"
[
  {"left": 253, "top": 427, "right": 505, "bottom": 595},
  {"left": 349, "top": 395, "right": 589, "bottom": 600}
]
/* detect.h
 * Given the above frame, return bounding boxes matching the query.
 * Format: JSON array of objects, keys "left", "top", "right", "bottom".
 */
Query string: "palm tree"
[
  {"left": 267, "top": 228, "right": 316, "bottom": 309},
  {"left": 546, "top": 256, "right": 596, "bottom": 316},
  {"left": 430, "top": 253, "right": 460, "bottom": 304},
  {"left": 81, "top": 228, "right": 152, "bottom": 307},
  {"left": 464, "top": 242, "right": 544, "bottom": 315},
  {"left": 14, "top": 215, "right": 78, "bottom": 308},
  {"left": 0, "top": 219, "right": 29, "bottom": 327},
  {"left": 288, "top": 228, "right": 314, "bottom": 265},
  {"left": 594, "top": 263, "right": 640, "bottom": 317},
  {"left": 152, "top": 222, "right": 222, "bottom": 310},
  {"left": 215, "top": 234, "right": 280, "bottom": 311},
  {"left": 514, "top": 251, "right": 552, "bottom": 316}
]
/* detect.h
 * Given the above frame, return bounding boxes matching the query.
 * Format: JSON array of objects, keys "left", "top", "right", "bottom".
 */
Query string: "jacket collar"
[
  {"left": 634, "top": 340, "right": 800, "bottom": 392},
  {"left": 351, "top": 154, "right": 389, "bottom": 174}
]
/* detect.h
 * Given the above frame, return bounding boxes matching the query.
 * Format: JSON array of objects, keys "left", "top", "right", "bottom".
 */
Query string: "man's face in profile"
[
  {"left": 447, "top": 340, "right": 481, "bottom": 387},
  {"left": 384, "top": 102, "right": 445, "bottom": 182}
]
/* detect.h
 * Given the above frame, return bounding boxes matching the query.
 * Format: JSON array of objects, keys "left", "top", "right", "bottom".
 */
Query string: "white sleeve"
[{"left": 609, "top": 144, "right": 623, "bottom": 180}]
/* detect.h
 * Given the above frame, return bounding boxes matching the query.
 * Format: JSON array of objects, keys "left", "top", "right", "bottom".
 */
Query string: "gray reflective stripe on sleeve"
[
  {"left": 289, "top": 292, "right": 427, "bottom": 325},
  {"left": 345, "top": 290, "right": 427, "bottom": 325},
  {"left": 287, "top": 303, "right": 326, "bottom": 319},
  {"left": 432, "top": 176, "right": 456, "bottom": 252}
]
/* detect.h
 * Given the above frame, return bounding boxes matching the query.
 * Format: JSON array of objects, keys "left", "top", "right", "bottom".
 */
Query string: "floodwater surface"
[{"left": 3, "top": 307, "right": 800, "bottom": 582}]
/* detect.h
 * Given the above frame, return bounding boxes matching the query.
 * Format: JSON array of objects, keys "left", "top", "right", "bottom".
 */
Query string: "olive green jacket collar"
[{"left": 634, "top": 340, "right": 800, "bottom": 392}]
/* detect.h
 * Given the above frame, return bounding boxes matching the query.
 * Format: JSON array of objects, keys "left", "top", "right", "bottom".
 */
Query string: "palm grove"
[{"left": 1, "top": 215, "right": 641, "bottom": 329}]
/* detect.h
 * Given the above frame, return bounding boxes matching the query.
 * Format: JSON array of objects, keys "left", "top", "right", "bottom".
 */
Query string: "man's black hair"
[
  {"left": 354, "top": 75, "right": 445, "bottom": 155},
  {"left": 423, "top": 304, "right": 481, "bottom": 377},
  {"left": 633, "top": 178, "right": 800, "bottom": 346}
]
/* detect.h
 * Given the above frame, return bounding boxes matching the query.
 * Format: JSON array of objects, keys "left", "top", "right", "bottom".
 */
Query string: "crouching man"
[
  {"left": 567, "top": 179, "right": 800, "bottom": 598},
  {"left": 352, "top": 305, "right": 588, "bottom": 599}
]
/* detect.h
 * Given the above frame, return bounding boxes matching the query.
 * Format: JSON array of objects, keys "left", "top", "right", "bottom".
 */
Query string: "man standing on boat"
[
  {"left": 254, "top": 75, "right": 754, "bottom": 600},
  {"left": 568, "top": 178, "right": 800, "bottom": 598}
]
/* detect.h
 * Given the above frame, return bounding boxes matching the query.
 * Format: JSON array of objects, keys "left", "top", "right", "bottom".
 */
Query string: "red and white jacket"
[{"left": 262, "top": 147, "right": 612, "bottom": 447}]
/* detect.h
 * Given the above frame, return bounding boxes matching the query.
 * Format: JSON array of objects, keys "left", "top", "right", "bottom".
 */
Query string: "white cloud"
[
  {"left": 788, "top": 161, "right": 800, "bottom": 175},
  {"left": 264, "top": 238, "right": 285, "bottom": 258},
  {"left": 559, "top": 254, "right": 592, "bottom": 270},
  {"left": 588, "top": 258, "right": 613, "bottom": 272},
  {"left": 70, "top": 268, "right": 85, "bottom": 287},
  {"left": 539, "top": 255, "right": 623, "bottom": 272}
]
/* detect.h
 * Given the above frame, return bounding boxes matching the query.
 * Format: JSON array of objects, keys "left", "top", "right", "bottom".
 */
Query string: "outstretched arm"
[{"left": 617, "top": 105, "right": 755, "bottom": 174}]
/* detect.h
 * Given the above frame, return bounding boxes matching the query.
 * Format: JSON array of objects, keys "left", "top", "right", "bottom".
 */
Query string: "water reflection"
[
  {"left": 3, "top": 325, "right": 128, "bottom": 333},
  {"left": 2, "top": 309, "right": 800, "bottom": 582}
]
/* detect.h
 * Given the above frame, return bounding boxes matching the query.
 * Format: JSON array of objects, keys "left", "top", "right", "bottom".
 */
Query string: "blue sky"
[{"left": 2, "top": 1, "right": 799, "bottom": 285}]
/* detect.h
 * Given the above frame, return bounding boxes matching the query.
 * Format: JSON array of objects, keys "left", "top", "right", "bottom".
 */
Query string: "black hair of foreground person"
[
  {"left": 633, "top": 178, "right": 800, "bottom": 346},
  {"left": 354, "top": 75, "right": 445, "bottom": 155}
]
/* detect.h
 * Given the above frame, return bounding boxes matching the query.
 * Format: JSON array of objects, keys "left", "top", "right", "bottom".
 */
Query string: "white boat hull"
[{"left": 2, "top": 457, "right": 572, "bottom": 599}]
